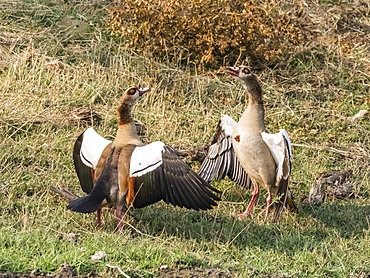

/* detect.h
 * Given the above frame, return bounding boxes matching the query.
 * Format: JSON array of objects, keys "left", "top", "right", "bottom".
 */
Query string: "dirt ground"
[
  {"left": 0, "top": 264, "right": 95, "bottom": 278},
  {"left": 1, "top": 266, "right": 369, "bottom": 278},
  {"left": 159, "top": 265, "right": 237, "bottom": 278}
]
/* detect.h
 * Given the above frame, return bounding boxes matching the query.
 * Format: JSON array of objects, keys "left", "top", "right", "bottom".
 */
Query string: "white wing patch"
[
  {"left": 279, "top": 129, "right": 292, "bottom": 158},
  {"left": 220, "top": 114, "right": 237, "bottom": 136},
  {"left": 261, "top": 130, "right": 292, "bottom": 180},
  {"left": 80, "top": 127, "right": 111, "bottom": 169},
  {"left": 130, "top": 141, "right": 165, "bottom": 177}
]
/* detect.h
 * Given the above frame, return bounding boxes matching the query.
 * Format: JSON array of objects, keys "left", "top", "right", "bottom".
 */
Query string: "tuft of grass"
[{"left": 0, "top": 0, "right": 369, "bottom": 277}]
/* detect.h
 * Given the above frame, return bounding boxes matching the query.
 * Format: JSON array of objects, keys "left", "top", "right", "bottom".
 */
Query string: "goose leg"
[
  {"left": 115, "top": 205, "right": 123, "bottom": 230},
  {"left": 96, "top": 208, "right": 102, "bottom": 227},
  {"left": 266, "top": 193, "right": 272, "bottom": 217},
  {"left": 238, "top": 184, "right": 260, "bottom": 219}
]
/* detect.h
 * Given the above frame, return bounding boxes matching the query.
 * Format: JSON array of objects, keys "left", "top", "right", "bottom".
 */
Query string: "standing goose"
[
  {"left": 69, "top": 87, "right": 221, "bottom": 229},
  {"left": 198, "top": 66, "right": 297, "bottom": 221},
  {"left": 72, "top": 118, "right": 145, "bottom": 225}
]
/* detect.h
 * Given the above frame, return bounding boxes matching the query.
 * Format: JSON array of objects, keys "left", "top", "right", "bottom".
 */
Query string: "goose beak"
[
  {"left": 226, "top": 66, "right": 240, "bottom": 77},
  {"left": 139, "top": 87, "right": 150, "bottom": 96}
]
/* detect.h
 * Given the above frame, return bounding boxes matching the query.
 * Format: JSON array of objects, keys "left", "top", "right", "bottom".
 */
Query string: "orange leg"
[{"left": 238, "top": 184, "right": 260, "bottom": 220}]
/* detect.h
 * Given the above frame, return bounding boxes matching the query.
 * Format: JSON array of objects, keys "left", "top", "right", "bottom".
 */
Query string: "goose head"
[
  {"left": 120, "top": 87, "right": 150, "bottom": 103},
  {"left": 226, "top": 66, "right": 262, "bottom": 96},
  {"left": 118, "top": 87, "right": 150, "bottom": 125},
  {"left": 226, "top": 65, "right": 252, "bottom": 78}
]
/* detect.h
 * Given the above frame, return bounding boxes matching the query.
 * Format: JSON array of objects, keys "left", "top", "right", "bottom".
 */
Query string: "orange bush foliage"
[{"left": 108, "top": 0, "right": 306, "bottom": 68}]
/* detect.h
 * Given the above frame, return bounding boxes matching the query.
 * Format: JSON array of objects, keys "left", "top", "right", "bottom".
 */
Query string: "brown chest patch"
[{"left": 234, "top": 135, "right": 240, "bottom": 142}]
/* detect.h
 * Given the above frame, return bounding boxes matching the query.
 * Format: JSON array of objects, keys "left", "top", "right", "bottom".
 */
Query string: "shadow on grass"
[
  {"left": 115, "top": 197, "right": 370, "bottom": 254},
  {"left": 298, "top": 200, "right": 370, "bottom": 238}
]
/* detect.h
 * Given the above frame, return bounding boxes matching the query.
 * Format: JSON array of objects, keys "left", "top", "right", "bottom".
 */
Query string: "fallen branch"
[{"left": 50, "top": 186, "right": 79, "bottom": 201}]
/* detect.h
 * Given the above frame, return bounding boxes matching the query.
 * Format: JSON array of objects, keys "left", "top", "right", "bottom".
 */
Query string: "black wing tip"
[
  {"left": 73, "top": 130, "right": 94, "bottom": 194},
  {"left": 272, "top": 201, "right": 298, "bottom": 222},
  {"left": 212, "top": 195, "right": 222, "bottom": 202},
  {"left": 189, "top": 172, "right": 222, "bottom": 206},
  {"left": 67, "top": 196, "right": 99, "bottom": 213},
  {"left": 198, "top": 176, "right": 222, "bottom": 200},
  {"left": 272, "top": 189, "right": 299, "bottom": 221},
  {"left": 272, "top": 205, "right": 284, "bottom": 222},
  {"left": 200, "top": 202, "right": 218, "bottom": 210},
  {"left": 205, "top": 183, "right": 222, "bottom": 194},
  {"left": 157, "top": 145, "right": 222, "bottom": 211},
  {"left": 166, "top": 176, "right": 221, "bottom": 210},
  {"left": 288, "top": 203, "right": 298, "bottom": 213}
]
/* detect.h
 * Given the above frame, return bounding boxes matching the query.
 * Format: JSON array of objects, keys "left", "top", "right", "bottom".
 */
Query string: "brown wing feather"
[{"left": 93, "top": 142, "right": 113, "bottom": 180}]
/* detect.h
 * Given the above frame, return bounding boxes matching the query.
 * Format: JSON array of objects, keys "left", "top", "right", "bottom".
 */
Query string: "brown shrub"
[{"left": 108, "top": 0, "right": 306, "bottom": 68}]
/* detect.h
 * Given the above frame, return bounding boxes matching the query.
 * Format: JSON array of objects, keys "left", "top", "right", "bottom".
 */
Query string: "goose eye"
[
  {"left": 128, "top": 88, "right": 137, "bottom": 95},
  {"left": 242, "top": 68, "right": 250, "bottom": 74}
]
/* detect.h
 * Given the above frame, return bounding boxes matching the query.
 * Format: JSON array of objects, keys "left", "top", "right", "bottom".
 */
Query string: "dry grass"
[
  {"left": 108, "top": 0, "right": 305, "bottom": 68},
  {"left": 108, "top": 0, "right": 370, "bottom": 70}
]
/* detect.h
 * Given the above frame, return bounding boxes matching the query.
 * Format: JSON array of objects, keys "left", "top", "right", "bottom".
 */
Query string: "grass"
[{"left": 0, "top": 0, "right": 369, "bottom": 277}]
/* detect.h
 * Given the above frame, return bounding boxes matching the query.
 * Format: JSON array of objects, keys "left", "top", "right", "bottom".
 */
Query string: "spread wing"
[
  {"left": 73, "top": 127, "right": 112, "bottom": 194},
  {"left": 129, "top": 142, "right": 221, "bottom": 210},
  {"left": 198, "top": 115, "right": 251, "bottom": 189},
  {"left": 68, "top": 146, "right": 117, "bottom": 213},
  {"left": 261, "top": 129, "right": 293, "bottom": 220},
  {"left": 261, "top": 129, "right": 292, "bottom": 181}
]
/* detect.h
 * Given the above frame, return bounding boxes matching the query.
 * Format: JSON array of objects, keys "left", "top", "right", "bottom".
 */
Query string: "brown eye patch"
[{"left": 127, "top": 88, "right": 137, "bottom": 95}]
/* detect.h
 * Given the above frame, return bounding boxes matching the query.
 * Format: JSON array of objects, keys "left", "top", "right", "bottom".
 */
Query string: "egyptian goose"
[
  {"left": 198, "top": 66, "right": 297, "bottom": 221},
  {"left": 69, "top": 87, "right": 221, "bottom": 229}
]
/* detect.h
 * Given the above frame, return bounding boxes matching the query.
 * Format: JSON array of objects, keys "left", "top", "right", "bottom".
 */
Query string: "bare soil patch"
[
  {"left": 159, "top": 266, "right": 237, "bottom": 278},
  {"left": 0, "top": 265, "right": 98, "bottom": 278},
  {"left": 0, "top": 264, "right": 238, "bottom": 278}
]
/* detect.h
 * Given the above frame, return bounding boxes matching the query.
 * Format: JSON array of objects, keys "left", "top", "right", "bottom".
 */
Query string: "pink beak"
[
  {"left": 226, "top": 66, "right": 240, "bottom": 76},
  {"left": 139, "top": 87, "right": 150, "bottom": 96}
]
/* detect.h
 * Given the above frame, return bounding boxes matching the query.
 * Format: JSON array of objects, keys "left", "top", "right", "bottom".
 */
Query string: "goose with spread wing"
[
  {"left": 69, "top": 87, "right": 221, "bottom": 229},
  {"left": 198, "top": 66, "right": 297, "bottom": 221}
]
